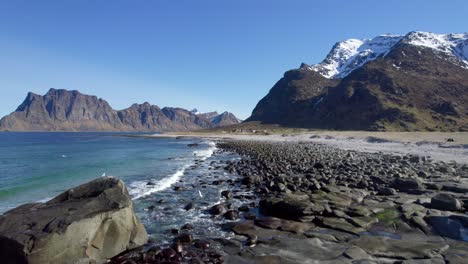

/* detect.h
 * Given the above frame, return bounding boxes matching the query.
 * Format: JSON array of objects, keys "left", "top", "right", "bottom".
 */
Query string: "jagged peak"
[
  {"left": 25, "top": 91, "right": 40, "bottom": 98},
  {"left": 46, "top": 88, "right": 58, "bottom": 94},
  {"left": 45, "top": 88, "right": 81, "bottom": 96},
  {"left": 401, "top": 31, "right": 468, "bottom": 59},
  {"left": 1, "top": 89, "right": 241, "bottom": 131},
  {"left": 299, "top": 63, "right": 310, "bottom": 69},
  {"left": 190, "top": 108, "right": 200, "bottom": 114},
  {"left": 125, "top": 102, "right": 159, "bottom": 111},
  {"left": 309, "top": 31, "right": 468, "bottom": 79}
]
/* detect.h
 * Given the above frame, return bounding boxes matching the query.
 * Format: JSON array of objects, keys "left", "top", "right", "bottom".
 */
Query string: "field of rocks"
[
  {"left": 216, "top": 140, "right": 468, "bottom": 263},
  {"left": 108, "top": 139, "right": 468, "bottom": 264}
]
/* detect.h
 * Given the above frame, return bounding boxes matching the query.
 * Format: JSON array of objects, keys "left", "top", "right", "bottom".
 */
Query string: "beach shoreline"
[
  {"left": 3, "top": 132, "right": 468, "bottom": 263},
  {"left": 147, "top": 130, "right": 468, "bottom": 143},
  {"left": 111, "top": 136, "right": 468, "bottom": 263},
  {"left": 141, "top": 131, "right": 468, "bottom": 164}
]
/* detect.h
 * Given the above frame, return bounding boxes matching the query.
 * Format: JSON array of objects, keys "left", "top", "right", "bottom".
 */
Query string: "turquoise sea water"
[
  {"left": 0, "top": 133, "right": 208, "bottom": 211},
  {"left": 0, "top": 132, "right": 246, "bottom": 242}
]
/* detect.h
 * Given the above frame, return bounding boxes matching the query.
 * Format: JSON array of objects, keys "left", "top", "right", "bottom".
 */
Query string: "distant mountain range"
[
  {"left": 247, "top": 31, "right": 468, "bottom": 131},
  {"left": 0, "top": 89, "right": 240, "bottom": 132},
  {"left": 2, "top": 31, "right": 466, "bottom": 132}
]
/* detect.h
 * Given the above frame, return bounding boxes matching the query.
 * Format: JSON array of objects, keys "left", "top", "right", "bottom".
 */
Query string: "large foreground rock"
[{"left": 0, "top": 176, "right": 148, "bottom": 264}]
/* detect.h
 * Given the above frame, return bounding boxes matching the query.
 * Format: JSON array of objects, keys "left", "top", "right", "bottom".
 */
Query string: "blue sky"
[{"left": 0, "top": 0, "right": 467, "bottom": 119}]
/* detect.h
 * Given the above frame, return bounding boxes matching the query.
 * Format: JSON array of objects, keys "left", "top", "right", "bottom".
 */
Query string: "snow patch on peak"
[
  {"left": 310, "top": 34, "right": 403, "bottom": 79},
  {"left": 403, "top": 32, "right": 467, "bottom": 52},
  {"left": 402, "top": 31, "right": 468, "bottom": 67},
  {"left": 190, "top": 108, "right": 202, "bottom": 115},
  {"left": 310, "top": 31, "right": 468, "bottom": 79}
]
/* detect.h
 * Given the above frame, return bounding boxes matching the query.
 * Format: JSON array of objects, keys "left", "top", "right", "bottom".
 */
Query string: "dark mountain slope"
[
  {"left": 210, "top": 111, "right": 240, "bottom": 127},
  {"left": 313, "top": 44, "right": 468, "bottom": 131},
  {"left": 0, "top": 89, "right": 240, "bottom": 132},
  {"left": 0, "top": 89, "right": 123, "bottom": 131},
  {"left": 247, "top": 32, "right": 468, "bottom": 131},
  {"left": 247, "top": 63, "right": 339, "bottom": 125}
]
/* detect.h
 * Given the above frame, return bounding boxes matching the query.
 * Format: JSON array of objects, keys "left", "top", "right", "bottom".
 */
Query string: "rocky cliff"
[
  {"left": 0, "top": 89, "right": 240, "bottom": 132},
  {"left": 0, "top": 176, "right": 148, "bottom": 264},
  {"left": 247, "top": 32, "right": 468, "bottom": 131}
]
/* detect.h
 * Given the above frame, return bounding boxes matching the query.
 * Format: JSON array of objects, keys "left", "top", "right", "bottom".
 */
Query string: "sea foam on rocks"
[{"left": 0, "top": 176, "right": 148, "bottom": 264}]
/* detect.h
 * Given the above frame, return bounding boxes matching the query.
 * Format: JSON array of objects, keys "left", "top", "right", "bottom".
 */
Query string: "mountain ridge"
[
  {"left": 310, "top": 31, "right": 468, "bottom": 79},
  {"left": 247, "top": 31, "right": 468, "bottom": 131},
  {"left": 0, "top": 89, "right": 240, "bottom": 132}
]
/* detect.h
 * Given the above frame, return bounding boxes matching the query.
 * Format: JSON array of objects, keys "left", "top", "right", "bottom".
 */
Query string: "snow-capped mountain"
[
  {"left": 310, "top": 31, "right": 468, "bottom": 79},
  {"left": 247, "top": 31, "right": 468, "bottom": 131}
]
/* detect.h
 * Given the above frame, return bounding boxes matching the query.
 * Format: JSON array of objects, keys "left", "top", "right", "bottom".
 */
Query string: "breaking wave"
[{"left": 128, "top": 141, "right": 217, "bottom": 200}]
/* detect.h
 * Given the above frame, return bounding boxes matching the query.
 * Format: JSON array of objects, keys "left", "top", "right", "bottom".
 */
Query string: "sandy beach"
[{"left": 147, "top": 131, "right": 468, "bottom": 164}]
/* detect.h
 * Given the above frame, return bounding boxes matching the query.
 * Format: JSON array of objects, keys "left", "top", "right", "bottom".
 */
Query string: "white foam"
[
  {"left": 193, "top": 141, "right": 217, "bottom": 161},
  {"left": 129, "top": 165, "right": 189, "bottom": 200},
  {"left": 37, "top": 196, "right": 53, "bottom": 203},
  {"left": 128, "top": 141, "right": 217, "bottom": 200}
]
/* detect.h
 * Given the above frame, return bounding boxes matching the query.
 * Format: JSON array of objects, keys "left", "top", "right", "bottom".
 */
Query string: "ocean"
[{"left": 0, "top": 132, "right": 246, "bottom": 242}]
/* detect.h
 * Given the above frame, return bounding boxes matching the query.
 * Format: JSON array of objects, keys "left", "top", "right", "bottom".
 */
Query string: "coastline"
[
  {"left": 142, "top": 131, "right": 468, "bottom": 164},
  {"left": 111, "top": 137, "right": 468, "bottom": 263},
  {"left": 146, "top": 130, "right": 468, "bottom": 144},
  {"left": 2, "top": 133, "right": 468, "bottom": 263}
]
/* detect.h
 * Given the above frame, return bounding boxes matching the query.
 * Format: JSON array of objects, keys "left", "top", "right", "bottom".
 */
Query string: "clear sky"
[{"left": 0, "top": 0, "right": 467, "bottom": 119}]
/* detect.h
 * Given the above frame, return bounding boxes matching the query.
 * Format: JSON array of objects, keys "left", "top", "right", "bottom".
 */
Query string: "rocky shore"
[
  {"left": 215, "top": 140, "right": 468, "bottom": 263},
  {"left": 2, "top": 139, "right": 468, "bottom": 264},
  {"left": 0, "top": 177, "right": 148, "bottom": 264},
  {"left": 108, "top": 139, "right": 468, "bottom": 263}
]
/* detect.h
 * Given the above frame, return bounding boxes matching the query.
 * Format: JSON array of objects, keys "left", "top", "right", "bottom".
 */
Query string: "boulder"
[
  {"left": 242, "top": 175, "right": 260, "bottom": 185},
  {"left": 378, "top": 187, "right": 397, "bottom": 196},
  {"left": 352, "top": 236, "right": 448, "bottom": 259},
  {"left": 259, "top": 193, "right": 313, "bottom": 221},
  {"left": 184, "top": 202, "right": 195, "bottom": 211},
  {"left": 209, "top": 204, "right": 227, "bottom": 215},
  {"left": 193, "top": 239, "right": 210, "bottom": 250},
  {"left": 320, "top": 217, "right": 365, "bottom": 235},
  {"left": 227, "top": 221, "right": 256, "bottom": 236},
  {"left": 224, "top": 210, "right": 240, "bottom": 220},
  {"left": 343, "top": 246, "right": 370, "bottom": 260},
  {"left": 175, "top": 233, "right": 193, "bottom": 244},
  {"left": 441, "top": 183, "right": 468, "bottom": 194},
  {"left": 0, "top": 177, "right": 148, "bottom": 264},
  {"left": 391, "top": 178, "right": 423, "bottom": 192},
  {"left": 221, "top": 190, "right": 233, "bottom": 200},
  {"left": 254, "top": 217, "right": 283, "bottom": 230},
  {"left": 430, "top": 193, "right": 463, "bottom": 211},
  {"left": 278, "top": 220, "right": 314, "bottom": 234}
]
